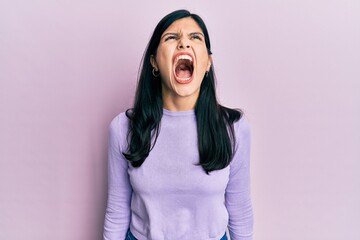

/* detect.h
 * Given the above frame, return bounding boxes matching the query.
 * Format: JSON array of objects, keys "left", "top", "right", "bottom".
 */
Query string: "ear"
[
  {"left": 150, "top": 55, "right": 158, "bottom": 71},
  {"left": 206, "top": 55, "right": 212, "bottom": 72}
]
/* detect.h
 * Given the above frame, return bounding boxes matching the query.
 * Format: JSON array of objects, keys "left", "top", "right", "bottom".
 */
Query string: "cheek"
[
  {"left": 156, "top": 47, "right": 174, "bottom": 70},
  {"left": 195, "top": 46, "right": 210, "bottom": 69},
  {"left": 198, "top": 54, "right": 210, "bottom": 70}
]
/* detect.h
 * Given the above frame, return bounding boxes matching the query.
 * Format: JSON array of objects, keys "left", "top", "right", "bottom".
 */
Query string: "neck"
[{"left": 162, "top": 93, "right": 199, "bottom": 112}]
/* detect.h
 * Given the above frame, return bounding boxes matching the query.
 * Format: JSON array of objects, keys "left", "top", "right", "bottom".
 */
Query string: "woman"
[{"left": 103, "top": 9, "right": 253, "bottom": 240}]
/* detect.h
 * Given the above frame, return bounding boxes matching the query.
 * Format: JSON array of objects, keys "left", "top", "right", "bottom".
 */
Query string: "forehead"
[{"left": 163, "top": 17, "right": 203, "bottom": 34}]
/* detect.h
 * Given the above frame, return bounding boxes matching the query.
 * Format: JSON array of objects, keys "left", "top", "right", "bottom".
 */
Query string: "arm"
[
  {"left": 225, "top": 117, "right": 254, "bottom": 240},
  {"left": 103, "top": 115, "right": 132, "bottom": 240}
]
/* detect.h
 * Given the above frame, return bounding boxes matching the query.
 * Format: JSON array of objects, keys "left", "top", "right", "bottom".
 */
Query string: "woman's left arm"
[{"left": 225, "top": 117, "right": 254, "bottom": 240}]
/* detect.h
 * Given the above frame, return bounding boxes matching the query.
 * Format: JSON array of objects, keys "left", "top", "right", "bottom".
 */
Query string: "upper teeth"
[{"left": 176, "top": 54, "right": 192, "bottom": 62}]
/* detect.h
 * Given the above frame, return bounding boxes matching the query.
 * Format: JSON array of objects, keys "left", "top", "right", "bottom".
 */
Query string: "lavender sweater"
[{"left": 103, "top": 109, "right": 253, "bottom": 240}]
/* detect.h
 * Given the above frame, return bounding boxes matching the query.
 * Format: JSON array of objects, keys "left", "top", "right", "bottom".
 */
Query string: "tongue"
[{"left": 176, "top": 63, "right": 192, "bottom": 78}]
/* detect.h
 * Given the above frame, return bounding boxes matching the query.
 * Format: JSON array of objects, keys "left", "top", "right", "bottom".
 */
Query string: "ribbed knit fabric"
[{"left": 103, "top": 109, "right": 253, "bottom": 240}]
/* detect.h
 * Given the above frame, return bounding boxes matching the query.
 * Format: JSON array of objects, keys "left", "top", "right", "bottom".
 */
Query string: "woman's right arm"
[{"left": 103, "top": 115, "right": 132, "bottom": 240}]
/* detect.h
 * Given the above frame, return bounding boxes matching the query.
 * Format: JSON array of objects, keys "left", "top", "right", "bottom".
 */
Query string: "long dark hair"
[{"left": 123, "top": 9, "right": 242, "bottom": 174}]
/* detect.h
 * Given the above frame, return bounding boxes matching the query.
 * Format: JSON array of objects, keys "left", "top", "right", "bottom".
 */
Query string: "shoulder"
[
  {"left": 231, "top": 114, "right": 251, "bottom": 168},
  {"left": 234, "top": 114, "right": 251, "bottom": 141},
  {"left": 109, "top": 111, "right": 129, "bottom": 130},
  {"left": 220, "top": 106, "right": 250, "bottom": 137},
  {"left": 108, "top": 112, "right": 130, "bottom": 149}
]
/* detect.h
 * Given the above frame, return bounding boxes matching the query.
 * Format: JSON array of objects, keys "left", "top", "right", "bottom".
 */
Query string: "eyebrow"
[{"left": 161, "top": 32, "right": 204, "bottom": 39}]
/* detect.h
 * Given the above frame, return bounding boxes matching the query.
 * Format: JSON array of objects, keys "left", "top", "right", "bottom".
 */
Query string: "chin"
[{"left": 174, "top": 82, "right": 201, "bottom": 98}]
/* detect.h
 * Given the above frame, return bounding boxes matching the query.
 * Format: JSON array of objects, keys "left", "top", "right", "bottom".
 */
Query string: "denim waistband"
[{"left": 125, "top": 229, "right": 228, "bottom": 240}]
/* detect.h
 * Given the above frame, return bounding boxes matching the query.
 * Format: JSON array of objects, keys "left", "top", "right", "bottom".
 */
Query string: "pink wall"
[{"left": 1, "top": 1, "right": 359, "bottom": 239}]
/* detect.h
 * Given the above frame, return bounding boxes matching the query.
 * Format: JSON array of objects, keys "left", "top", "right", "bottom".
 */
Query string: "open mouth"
[{"left": 173, "top": 53, "right": 194, "bottom": 84}]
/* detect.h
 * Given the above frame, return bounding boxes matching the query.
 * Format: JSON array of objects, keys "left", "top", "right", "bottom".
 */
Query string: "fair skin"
[{"left": 150, "top": 17, "right": 212, "bottom": 111}]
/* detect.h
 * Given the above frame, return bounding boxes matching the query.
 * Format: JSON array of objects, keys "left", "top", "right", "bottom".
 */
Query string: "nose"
[{"left": 177, "top": 37, "right": 190, "bottom": 49}]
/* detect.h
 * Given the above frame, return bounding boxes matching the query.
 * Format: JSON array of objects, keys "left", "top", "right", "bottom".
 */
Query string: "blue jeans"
[{"left": 125, "top": 228, "right": 228, "bottom": 240}]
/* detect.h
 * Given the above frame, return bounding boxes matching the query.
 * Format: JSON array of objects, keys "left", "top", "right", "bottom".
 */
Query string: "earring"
[{"left": 152, "top": 68, "right": 160, "bottom": 77}]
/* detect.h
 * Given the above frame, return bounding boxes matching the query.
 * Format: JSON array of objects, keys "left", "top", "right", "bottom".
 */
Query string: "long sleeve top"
[{"left": 103, "top": 109, "right": 253, "bottom": 240}]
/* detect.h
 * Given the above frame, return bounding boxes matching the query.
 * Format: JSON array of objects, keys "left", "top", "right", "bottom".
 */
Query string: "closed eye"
[
  {"left": 165, "top": 35, "right": 177, "bottom": 41},
  {"left": 162, "top": 33, "right": 179, "bottom": 41},
  {"left": 191, "top": 35, "right": 202, "bottom": 40}
]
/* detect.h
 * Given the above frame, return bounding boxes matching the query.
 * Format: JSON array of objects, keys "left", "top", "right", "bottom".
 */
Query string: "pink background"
[{"left": 1, "top": 1, "right": 359, "bottom": 239}]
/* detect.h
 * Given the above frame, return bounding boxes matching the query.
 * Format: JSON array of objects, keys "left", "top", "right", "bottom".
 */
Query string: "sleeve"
[
  {"left": 225, "top": 117, "right": 254, "bottom": 240},
  {"left": 103, "top": 115, "right": 132, "bottom": 240}
]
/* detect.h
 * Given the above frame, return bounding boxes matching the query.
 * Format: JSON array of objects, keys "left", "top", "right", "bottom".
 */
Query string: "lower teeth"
[{"left": 177, "top": 77, "right": 191, "bottom": 81}]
